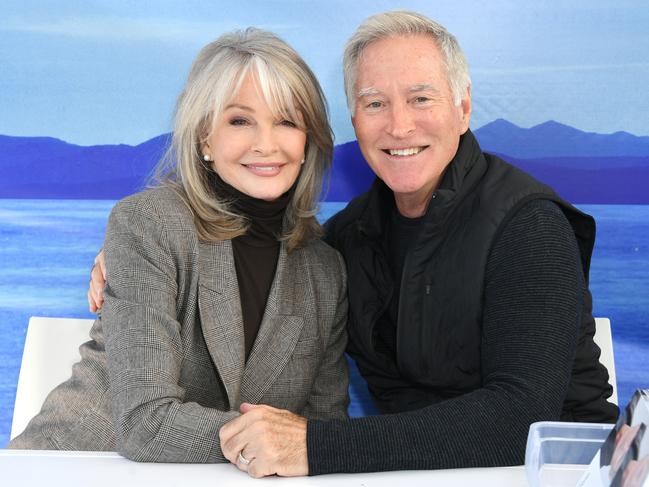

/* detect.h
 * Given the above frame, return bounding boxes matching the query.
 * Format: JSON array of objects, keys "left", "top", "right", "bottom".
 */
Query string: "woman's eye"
[
  {"left": 279, "top": 119, "right": 297, "bottom": 128},
  {"left": 229, "top": 117, "right": 249, "bottom": 126}
]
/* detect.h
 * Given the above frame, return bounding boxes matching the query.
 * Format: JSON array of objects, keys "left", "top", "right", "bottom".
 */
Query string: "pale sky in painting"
[{"left": 1, "top": 0, "right": 648, "bottom": 145}]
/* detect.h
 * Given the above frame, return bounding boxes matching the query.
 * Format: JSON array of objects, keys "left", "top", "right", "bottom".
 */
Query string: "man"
[{"left": 90, "top": 10, "right": 617, "bottom": 477}]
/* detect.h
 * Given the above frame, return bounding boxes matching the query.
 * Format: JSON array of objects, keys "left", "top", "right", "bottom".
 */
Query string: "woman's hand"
[{"left": 87, "top": 250, "right": 106, "bottom": 312}]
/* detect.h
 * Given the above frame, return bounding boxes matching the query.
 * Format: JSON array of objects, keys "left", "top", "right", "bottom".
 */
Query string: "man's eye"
[
  {"left": 366, "top": 101, "right": 382, "bottom": 109},
  {"left": 414, "top": 96, "right": 430, "bottom": 103}
]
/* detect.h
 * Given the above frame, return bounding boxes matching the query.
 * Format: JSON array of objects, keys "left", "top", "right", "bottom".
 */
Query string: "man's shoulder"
[
  {"left": 482, "top": 152, "right": 553, "bottom": 194},
  {"left": 323, "top": 191, "right": 372, "bottom": 245},
  {"left": 480, "top": 152, "right": 591, "bottom": 221}
]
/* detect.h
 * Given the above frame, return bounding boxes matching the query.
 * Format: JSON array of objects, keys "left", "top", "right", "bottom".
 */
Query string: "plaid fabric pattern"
[{"left": 9, "top": 186, "right": 349, "bottom": 462}]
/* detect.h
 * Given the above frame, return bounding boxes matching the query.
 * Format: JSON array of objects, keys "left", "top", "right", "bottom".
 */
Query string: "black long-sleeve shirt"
[{"left": 307, "top": 199, "right": 597, "bottom": 474}]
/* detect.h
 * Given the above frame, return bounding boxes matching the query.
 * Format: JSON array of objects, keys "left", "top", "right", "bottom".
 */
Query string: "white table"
[{"left": 1, "top": 449, "right": 529, "bottom": 486}]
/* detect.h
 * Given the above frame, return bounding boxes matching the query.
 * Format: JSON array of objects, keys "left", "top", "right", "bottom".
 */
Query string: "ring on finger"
[{"left": 238, "top": 451, "right": 251, "bottom": 465}]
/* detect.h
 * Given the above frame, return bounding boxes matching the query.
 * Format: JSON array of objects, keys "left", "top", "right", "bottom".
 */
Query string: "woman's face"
[{"left": 202, "top": 73, "right": 306, "bottom": 201}]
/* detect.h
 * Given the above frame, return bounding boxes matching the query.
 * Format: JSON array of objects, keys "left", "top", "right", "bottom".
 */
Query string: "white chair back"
[
  {"left": 9, "top": 316, "right": 618, "bottom": 440},
  {"left": 593, "top": 317, "right": 617, "bottom": 405},
  {"left": 10, "top": 316, "right": 95, "bottom": 439}
]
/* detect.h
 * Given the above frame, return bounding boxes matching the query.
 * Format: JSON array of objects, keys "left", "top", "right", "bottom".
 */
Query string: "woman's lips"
[{"left": 243, "top": 163, "right": 284, "bottom": 176}]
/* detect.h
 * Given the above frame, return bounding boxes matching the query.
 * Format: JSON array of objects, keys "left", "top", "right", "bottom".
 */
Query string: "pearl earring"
[
  {"left": 300, "top": 158, "right": 305, "bottom": 165},
  {"left": 203, "top": 154, "right": 211, "bottom": 162}
]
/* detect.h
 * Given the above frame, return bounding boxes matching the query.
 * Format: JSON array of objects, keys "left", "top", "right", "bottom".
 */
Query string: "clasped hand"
[{"left": 219, "top": 403, "right": 308, "bottom": 478}]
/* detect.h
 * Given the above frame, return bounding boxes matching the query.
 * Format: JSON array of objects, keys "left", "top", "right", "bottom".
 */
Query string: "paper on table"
[{"left": 577, "top": 390, "right": 649, "bottom": 487}]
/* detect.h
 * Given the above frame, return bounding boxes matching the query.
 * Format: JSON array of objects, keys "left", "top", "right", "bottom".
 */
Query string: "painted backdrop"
[{"left": 1, "top": 0, "right": 648, "bottom": 447}]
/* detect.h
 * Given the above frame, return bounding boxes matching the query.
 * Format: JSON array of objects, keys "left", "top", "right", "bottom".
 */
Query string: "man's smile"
[{"left": 382, "top": 146, "right": 429, "bottom": 157}]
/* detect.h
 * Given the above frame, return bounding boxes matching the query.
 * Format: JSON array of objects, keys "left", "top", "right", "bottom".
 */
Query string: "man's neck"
[{"left": 394, "top": 188, "right": 435, "bottom": 218}]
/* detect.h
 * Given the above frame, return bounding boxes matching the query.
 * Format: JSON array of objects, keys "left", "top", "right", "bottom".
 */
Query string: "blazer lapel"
[
  {"left": 241, "top": 244, "right": 306, "bottom": 404},
  {"left": 197, "top": 240, "right": 245, "bottom": 409}
]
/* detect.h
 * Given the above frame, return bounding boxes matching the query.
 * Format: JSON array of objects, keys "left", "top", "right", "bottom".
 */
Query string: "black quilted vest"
[{"left": 326, "top": 130, "right": 616, "bottom": 421}]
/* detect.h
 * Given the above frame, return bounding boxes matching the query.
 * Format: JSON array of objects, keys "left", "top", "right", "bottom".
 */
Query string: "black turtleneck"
[{"left": 210, "top": 173, "right": 291, "bottom": 360}]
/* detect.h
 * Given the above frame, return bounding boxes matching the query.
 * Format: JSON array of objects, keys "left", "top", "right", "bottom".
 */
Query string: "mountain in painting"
[
  {"left": 475, "top": 119, "right": 649, "bottom": 158},
  {"left": 0, "top": 134, "right": 170, "bottom": 199},
  {"left": 1, "top": 120, "right": 648, "bottom": 203}
]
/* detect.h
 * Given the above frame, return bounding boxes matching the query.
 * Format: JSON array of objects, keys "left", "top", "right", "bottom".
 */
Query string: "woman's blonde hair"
[{"left": 154, "top": 28, "right": 333, "bottom": 250}]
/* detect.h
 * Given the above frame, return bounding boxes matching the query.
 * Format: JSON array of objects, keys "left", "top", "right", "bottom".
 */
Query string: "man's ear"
[{"left": 459, "top": 85, "right": 472, "bottom": 134}]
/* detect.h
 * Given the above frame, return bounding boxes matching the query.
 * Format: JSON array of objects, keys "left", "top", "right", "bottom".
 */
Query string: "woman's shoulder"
[
  {"left": 112, "top": 185, "right": 194, "bottom": 226},
  {"left": 299, "top": 238, "right": 346, "bottom": 280},
  {"left": 105, "top": 186, "right": 201, "bottom": 265},
  {"left": 301, "top": 237, "right": 341, "bottom": 260}
]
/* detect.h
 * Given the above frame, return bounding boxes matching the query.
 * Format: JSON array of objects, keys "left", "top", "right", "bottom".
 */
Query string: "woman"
[{"left": 9, "top": 28, "right": 349, "bottom": 462}]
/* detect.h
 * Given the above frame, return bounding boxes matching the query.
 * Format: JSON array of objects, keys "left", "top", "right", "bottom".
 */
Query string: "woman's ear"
[
  {"left": 199, "top": 116, "right": 213, "bottom": 160},
  {"left": 200, "top": 138, "right": 212, "bottom": 162},
  {"left": 200, "top": 138, "right": 209, "bottom": 154}
]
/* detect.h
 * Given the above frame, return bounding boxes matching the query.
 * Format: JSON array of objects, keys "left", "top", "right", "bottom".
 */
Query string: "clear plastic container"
[{"left": 526, "top": 421, "right": 614, "bottom": 487}]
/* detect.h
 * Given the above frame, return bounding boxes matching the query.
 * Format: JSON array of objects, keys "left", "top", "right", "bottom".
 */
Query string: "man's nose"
[{"left": 387, "top": 102, "right": 416, "bottom": 138}]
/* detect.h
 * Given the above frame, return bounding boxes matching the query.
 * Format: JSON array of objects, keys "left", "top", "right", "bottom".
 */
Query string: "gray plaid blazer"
[{"left": 9, "top": 187, "right": 349, "bottom": 462}]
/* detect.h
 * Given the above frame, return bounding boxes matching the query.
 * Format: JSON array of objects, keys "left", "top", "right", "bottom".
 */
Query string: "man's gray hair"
[{"left": 343, "top": 10, "right": 471, "bottom": 113}]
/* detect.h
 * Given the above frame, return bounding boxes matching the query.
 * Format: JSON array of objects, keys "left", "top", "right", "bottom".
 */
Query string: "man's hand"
[
  {"left": 87, "top": 250, "right": 106, "bottom": 312},
  {"left": 219, "top": 403, "right": 308, "bottom": 478}
]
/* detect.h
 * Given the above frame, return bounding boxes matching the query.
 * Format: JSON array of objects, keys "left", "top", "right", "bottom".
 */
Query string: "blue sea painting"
[
  {"left": 2, "top": 0, "right": 649, "bottom": 452},
  {"left": 1, "top": 199, "right": 648, "bottom": 447}
]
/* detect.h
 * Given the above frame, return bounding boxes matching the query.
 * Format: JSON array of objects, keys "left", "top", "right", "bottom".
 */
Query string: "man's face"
[{"left": 351, "top": 34, "right": 471, "bottom": 213}]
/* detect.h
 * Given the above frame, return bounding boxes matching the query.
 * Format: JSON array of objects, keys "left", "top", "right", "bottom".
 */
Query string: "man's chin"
[{"left": 382, "top": 179, "right": 427, "bottom": 197}]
